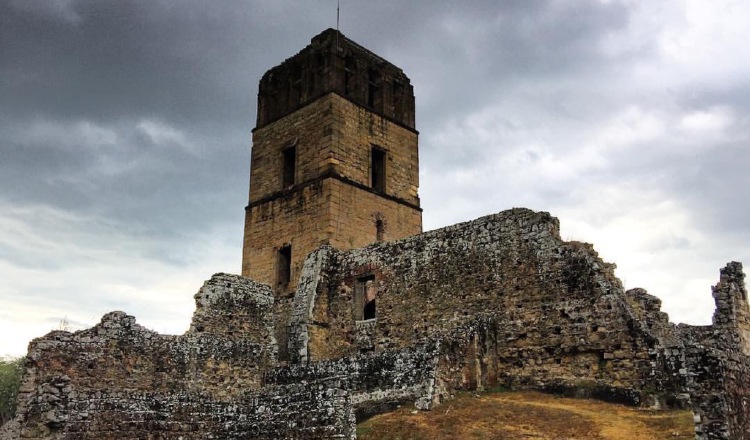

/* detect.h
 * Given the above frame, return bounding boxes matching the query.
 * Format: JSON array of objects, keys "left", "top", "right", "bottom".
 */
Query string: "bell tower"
[{"left": 242, "top": 28, "right": 422, "bottom": 294}]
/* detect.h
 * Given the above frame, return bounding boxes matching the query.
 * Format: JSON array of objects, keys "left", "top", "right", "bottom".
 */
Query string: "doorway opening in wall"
[
  {"left": 355, "top": 274, "right": 376, "bottom": 321},
  {"left": 371, "top": 147, "right": 385, "bottom": 193},
  {"left": 282, "top": 146, "right": 296, "bottom": 188},
  {"left": 277, "top": 244, "right": 292, "bottom": 286}
]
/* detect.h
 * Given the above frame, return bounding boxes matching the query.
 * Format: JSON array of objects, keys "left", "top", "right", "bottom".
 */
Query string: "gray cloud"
[{"left": 1, "top": 0, "right": 749, "bottom": 356}]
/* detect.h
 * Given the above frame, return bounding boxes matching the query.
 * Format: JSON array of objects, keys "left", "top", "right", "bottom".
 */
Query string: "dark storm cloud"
[
  {"left": 0, "top": 0, "right": 280, "bottom": 261},
  {"left": 1, "top": 0, "right": 630, "bottom": 145},
  {"left": 2, "top": 0, "right": 250, "bottom": 124}
]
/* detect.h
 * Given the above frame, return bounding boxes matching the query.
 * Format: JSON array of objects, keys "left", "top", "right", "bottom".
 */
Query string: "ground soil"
[{"left": 357, "top": 391, "right": 694, "bottom": 440}]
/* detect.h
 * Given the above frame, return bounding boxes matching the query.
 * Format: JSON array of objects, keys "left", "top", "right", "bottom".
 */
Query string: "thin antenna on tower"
[{"left": 336, "top": 0, "right": 340, "bottom": 50}]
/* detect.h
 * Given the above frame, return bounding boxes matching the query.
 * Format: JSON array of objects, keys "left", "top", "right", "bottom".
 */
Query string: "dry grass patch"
[{"left": 357, "top": 391, "right": 694, "bottom": 440}]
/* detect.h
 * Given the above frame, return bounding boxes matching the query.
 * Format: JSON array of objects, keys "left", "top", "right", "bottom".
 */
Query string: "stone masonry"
[
  {"left": 3, "top": 208, "right": 750, "bottom": 439},
  {"left": 3, "top": 276, "right": 355, "bottom": 439}
]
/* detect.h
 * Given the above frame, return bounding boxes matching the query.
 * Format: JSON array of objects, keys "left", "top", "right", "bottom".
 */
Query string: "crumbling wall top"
[
  {"left": 188, "top": 273, "right": 275, "bottom": 345},
  {"left": 711, "top": 261, "right": 750, "bottom": 356}
]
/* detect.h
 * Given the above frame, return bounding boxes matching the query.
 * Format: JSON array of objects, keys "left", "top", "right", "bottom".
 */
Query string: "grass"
[{"left": 357, "top": 391, "right": 694, "bottom": 440}]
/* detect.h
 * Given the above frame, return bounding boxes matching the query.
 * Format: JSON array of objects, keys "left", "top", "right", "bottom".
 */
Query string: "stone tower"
[{"left": 242, "top": 28, "right": 422, "bottom": 292}]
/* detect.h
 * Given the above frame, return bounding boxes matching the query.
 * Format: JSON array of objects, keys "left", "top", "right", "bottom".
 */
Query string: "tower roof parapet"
[{"left": 256, "top": 28, "right": 415, "bottom": 130}]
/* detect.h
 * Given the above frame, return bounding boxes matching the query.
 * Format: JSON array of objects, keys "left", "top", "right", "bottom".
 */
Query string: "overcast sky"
[{"left": 2, "top": 0, "right": 749, "bottom": 357}]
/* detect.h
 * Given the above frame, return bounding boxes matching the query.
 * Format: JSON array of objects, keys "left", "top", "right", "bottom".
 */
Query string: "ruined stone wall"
[
  {"left": 189, "top": 274, "right": 276, "bottom": 346},
  {"left": 701, "top": 263, "right": 750, "bottom": 439},
  {"left": 7, "top": 209, "right": 750, "bottom": 440},
  {"left": 290, "top": 209, "right": 672, "bottom": 404},
  {"left": 19, "top": 286, "right": 274, "bottom": 406},
  {"left": 676, "top": 333, "right": 750, "bottom": 440},
  {"left": 711, "top": 262, "right": 750, "bottom": 356},
  {"left": 15, "top": 274, "right": 275, "bottom": 407},
  {"left": 265, "top": 341, "right": 440, "bottom": 420},
  {"left": 674, "top": 263, "right": 750, "bottom": 439},
  {"left": 411, "top": 314, "right": 658, "bottom": 408},
  {"left": 722, "top": 356, "right": 750, "bottom": 440},
  {"left": 285, "top": 209, "right": 750, "bottom": 438},
  {"left": 7, "top": 275, "right": 356, "bottom": 440},
  {"left": 16, "top": 383, "right": 354, "bottom": 440}
]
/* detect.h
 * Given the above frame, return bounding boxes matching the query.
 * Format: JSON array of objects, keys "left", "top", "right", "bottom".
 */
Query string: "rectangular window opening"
[
  {"left": 344, "top": 57, "right": 356, "bottom": 96},
  {"left": 282, "top": 146, "right": 296, "bottom": 187},
  {"left": 277, "top": 245, "right": 292, "bottom": 286},
  {"left": 363, "top": 297, "right": 376, "bottom": 320},
  {"left": 290, "top": 68, "right": 303, "bottom": 105},
  {"left": 355, "top": 275, "right": 376, "bottom": 321},
  {"left": 367, "top": 69, "right": 379, "bottom": 108},
  {"left": 371, "top": 147, "right": 385, "bottom": 193},
  {"left": 392, "top": 81, "right": 404, "bottom": 118}
]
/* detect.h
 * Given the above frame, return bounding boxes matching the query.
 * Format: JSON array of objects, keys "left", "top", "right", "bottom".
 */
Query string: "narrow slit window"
[
  {"left": 282, "top": 146, "right": 296, "bottom": 187},
  {"left": 292, "top": 79, "right": 302, "bottom": 103},
  {"left": 371, "top": 148, "right": 385, "bottom": 193},
  {"left": 375, "top": 219, "right": 385, "bottom": 242},
  {"left": 367, "top": 69, "right": 379, "bottom": 108},
  {"left": 290, "top": 68, "right": 303, "bottom": 105},
  {"left": 392, "top": 81, "right": 404, "bottom": 118},
  {"left": 344, "top": 57, "right": 356, "bottom": 96},
  {"left": 277, "top": 245, "right": 292, "bottom": 286}
]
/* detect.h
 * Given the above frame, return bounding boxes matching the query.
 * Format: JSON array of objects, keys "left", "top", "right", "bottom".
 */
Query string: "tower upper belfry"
[{"left": 256, "top": 28, "right": 415, "bottom": 130}]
